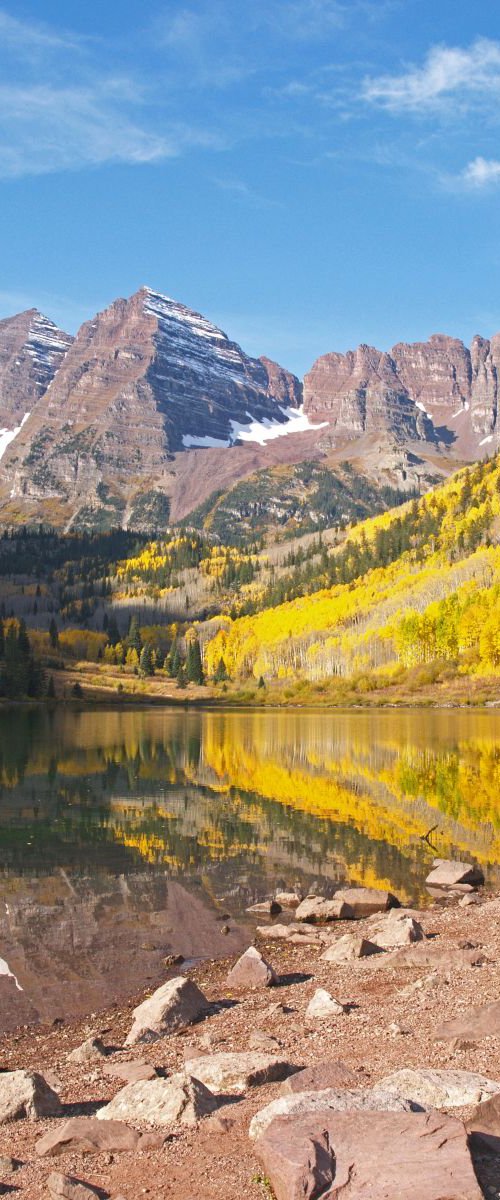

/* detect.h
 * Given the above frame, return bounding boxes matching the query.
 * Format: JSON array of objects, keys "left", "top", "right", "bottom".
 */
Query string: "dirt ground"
[{"left": 1, "top": 895, "right": 500, "bottom": 1199}]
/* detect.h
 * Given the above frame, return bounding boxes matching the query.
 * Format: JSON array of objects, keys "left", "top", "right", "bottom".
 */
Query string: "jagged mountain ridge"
[
  {"left": 304, "top": 333, "right": 500, "bottom": 455},
  {"left": 0, "top": 285, "right": 499, "bottom": 532}
]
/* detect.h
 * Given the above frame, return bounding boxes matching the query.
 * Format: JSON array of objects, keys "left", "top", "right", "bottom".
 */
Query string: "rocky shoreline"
[{"left": 1, "top": 865, "right": 500, "bottom": 1198}]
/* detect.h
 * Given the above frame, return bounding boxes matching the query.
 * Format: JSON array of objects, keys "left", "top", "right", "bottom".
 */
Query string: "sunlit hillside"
[{"left": 203, "top": 453, "right": 500, "bottom": 686}]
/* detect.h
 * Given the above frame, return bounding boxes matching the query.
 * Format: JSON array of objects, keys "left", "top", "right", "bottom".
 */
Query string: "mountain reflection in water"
[{"left": 0, "top": 705, "right": 499, "bottom": 1030}]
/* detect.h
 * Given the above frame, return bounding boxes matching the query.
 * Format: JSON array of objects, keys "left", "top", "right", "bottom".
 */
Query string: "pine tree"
[
  {"left": 214, "top": 656, "right": 228, "bottom": 682},
  {"left": 128, "top": 615, "right": 142, "bottom": 654},
  {"left": 166, "top": 639, "right": 180, "bottom": 677},
  {"left": 47, "top": 675, "right": 56, "bottom": 699},
  {"left": 186, "top": 637, "right": 204, "bottom": 684},
  {"left": 49, "top": 617, "right": 59, "bottom": 648},
  {"left": 139, "top": 643, "right": 155, "bottom": 676},
  {"left": 176, "top": 663, "right": 187, "bottom": 688}
]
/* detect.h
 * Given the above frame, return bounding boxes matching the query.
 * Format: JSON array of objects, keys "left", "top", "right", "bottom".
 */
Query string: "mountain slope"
[
  {"left": 0, "top": 309, "right": 73, "bottom": 456},
  {"left": 203, "top": 452, "right": 500, "bottom": 689},
  {"left": 0, "top": 287, "right": 304, "bottom": 531}
]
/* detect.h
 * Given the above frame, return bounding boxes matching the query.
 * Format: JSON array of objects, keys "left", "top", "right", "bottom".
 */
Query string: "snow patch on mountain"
[
  {"left": 182, "top": 406, "right": 328, "bottom": 449},
  {"left": 0, "top": 411, "right": 30, "bottom": 462}
]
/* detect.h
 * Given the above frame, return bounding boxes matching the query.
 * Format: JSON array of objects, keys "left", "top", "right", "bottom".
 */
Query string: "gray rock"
[
  {"left": 333, "top": 887, "right": 400, "bottom": 917},
  {"left": 368, "top": 912, "right": 425, "bottom": 949},
  {"left": 320, "top": 934, "right": 382, "bottom": 962},
  {"left": 275, "top": 891, "right": 301, "bottom": 908},
  {"left": 0, "top": 1069, "right": 61, "bottom": 1124},
  {"left": 96, "top": 1072, "right": 217, "bottom": 1127},
  {"left": 425, "top": 859, "right": 484, "bottom": 889},
  {"left": 67, "top": 1037, "right": 108, "bottom": 1065},
  {"left": 377, "top": 1068, "right": 500, "bottom": 1108},
  {"left": 124, "top": 975, "right": 208, "bottom": 1045},
  {"left": 249, "top": 1086, "right": 415, "bottom": 1140},
  {"left": 185, "top": 1051, "right": 297, "bottom": 1095},
  {"left": 256, "top": 922, "right": 320, "bottom": 944},
  {"left": 305, "top": 989, "right": 345, "bottom": 1022},
  {"left": 295, "top": 896, "right": 353, "bottom": 924}
]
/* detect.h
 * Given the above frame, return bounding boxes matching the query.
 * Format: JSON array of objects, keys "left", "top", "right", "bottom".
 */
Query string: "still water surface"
[{"left": 1, "top": 706, "right": 499, "bottom": 1030}]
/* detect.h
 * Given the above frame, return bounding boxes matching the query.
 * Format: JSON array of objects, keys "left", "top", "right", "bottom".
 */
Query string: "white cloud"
[
  {"left": 0, "top": 7, "right": 222, "bottom": 179},
  {"left": 0, "top": 83, "right": 179, "bottom": 178},
  {"left": 461, "top": 157, "right": 500, "bottom": 188},
  {"left": 363, "top": 37, "right": 500, "bottom": 113}
]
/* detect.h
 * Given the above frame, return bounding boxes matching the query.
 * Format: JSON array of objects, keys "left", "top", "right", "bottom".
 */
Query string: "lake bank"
[{"left": 1, "top": 888, "right": 499, "bottom": 1199}]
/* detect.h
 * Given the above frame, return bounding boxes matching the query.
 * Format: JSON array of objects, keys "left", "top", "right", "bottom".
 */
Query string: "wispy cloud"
[
  {"left": 362, "top": 38, "right": 500, "bottom": 114},
  {"left": 0, "top": 8, "right": 221, "bottom": 178}
]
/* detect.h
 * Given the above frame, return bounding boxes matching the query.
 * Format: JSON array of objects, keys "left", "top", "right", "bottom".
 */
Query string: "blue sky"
[{"left": 1, "top": 0, "right": 500, "bottom": 376}]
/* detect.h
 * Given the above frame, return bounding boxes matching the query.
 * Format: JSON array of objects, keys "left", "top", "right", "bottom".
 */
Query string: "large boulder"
[
  {"left": 226, "top": 946, "right": 277, "bottom": 989},
  {"left": 425, "top": 859, "right": 484, "bottom": 890},
  {"left": 367, "top": 912, "right": 424, "bottom": 949},
  {"left": 305, "top": 989, "right": 345, "bottom": 1022},
  {"left": 249, "top": 1086, "right": 413, "bottom": 1141},
  {"left": 36, "top": 1117, "right": 142, "bottom": 1157},
  {"left": 124, "top": 976, "right": 208, "bottom": 1045},
  {"left": 280, "top": 1061, "right": 360, "bottom": 1095},
  {"left": 295, "top": 896, "right": 353, "bottom": 923},
  {"left": 0, "top": 1069, "right": 61, "bottom": 1123},
  {"left": 321, "top": 934, "right": 381, "bottom": 963},
  {"left": 333, "top": 887, "right": 400, "bottom": 917},
  {"left": 254, "top": 1110, "right": 482, "bottom": 1200},
  {"left": 96, "top": 1072, "right": 217, "bottom": 1127},
  {"left": 467, "top": 1092, "right": 500, "bottom": 1152},
  {"left": 184, "top": 1051, "right": 297, "bottom": 1095},
  {"left": 377, "top": 1068, "right": 500, "bottom": 1109},
  {"left": 434, "top": 999, "right": 500, "bottom": 1044}
]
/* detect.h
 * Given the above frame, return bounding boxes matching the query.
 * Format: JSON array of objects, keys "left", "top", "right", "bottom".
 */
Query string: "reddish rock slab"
[
  {"left": 280, "top": 1060, "right": 361, "bottom": 1095},
  {"left": 47, "top": 1173, "right": 104, "bottom": 1200},
  {"left": 103, "top": 1059, "right": 158, "bottom": 1084},
  {"left": 226, "top": 946, "right": 277, "bottom": 989},
  {"left": 467, "top": 1092, "right": 500, "bottom": 1152},
  {"left": 434, "top": 999, "right": 500, "bottom": 1044},
  {"left": 254, "top": 1110, "right": 482, "bottom": 1200},
  {"left": 36, "top": 1117, "right": 141, "bottom": 1157}
]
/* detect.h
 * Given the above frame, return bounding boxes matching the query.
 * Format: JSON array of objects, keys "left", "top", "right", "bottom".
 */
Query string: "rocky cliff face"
[
  {"left": 304, "top": 333, "right": 500, "bottom": 456},
  {"left": 304, "top": 344, "right": 434, "bottom": 445},
  {"left": 0, "top": 309, "right": 73, "bottom": 432},
  {"left": 0, "top": 288, "right": 304, "bottom": 529}
]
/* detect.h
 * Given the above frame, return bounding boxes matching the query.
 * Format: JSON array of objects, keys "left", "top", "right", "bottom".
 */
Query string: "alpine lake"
[{"left": 1, "top": 704, "right": 499, "bottom": 1032}]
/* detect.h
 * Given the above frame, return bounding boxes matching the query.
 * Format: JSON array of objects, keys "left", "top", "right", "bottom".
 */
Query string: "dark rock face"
[
  {"left": 0, "top": 309, "right": 73, "bottom": 429},
  {"left": 0, "top": 288, "right": 302, "bottom": 528}
]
